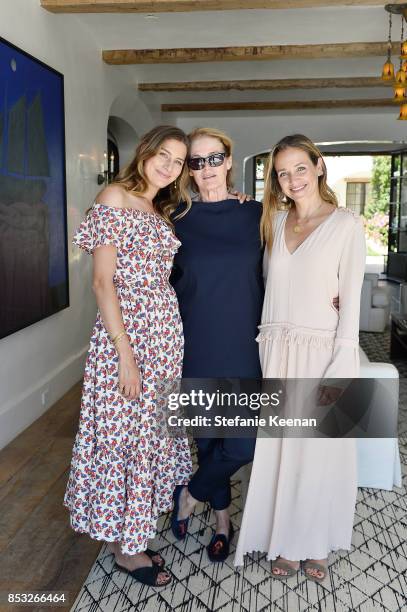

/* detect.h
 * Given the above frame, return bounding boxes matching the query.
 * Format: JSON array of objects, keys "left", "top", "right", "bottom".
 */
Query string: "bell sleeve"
[{"left": 322, "top": 215, "right": 366, "bottom": 379}]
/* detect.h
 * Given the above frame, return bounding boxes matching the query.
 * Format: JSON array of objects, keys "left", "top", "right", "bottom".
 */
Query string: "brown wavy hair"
[
  {"left": 175, "top": 127, "right": 234, "bottom": 219},
  {"left": 112, "top": 125, "right": 191, "bottom": 226},
  {"left": 261, "top": 134, "right": 338, "bottom": 251}
]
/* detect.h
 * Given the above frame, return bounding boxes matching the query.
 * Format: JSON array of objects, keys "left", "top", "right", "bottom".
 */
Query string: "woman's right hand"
[
  {"left": 229, "top": 190, "right": 253, "bottom": 203},
  {"left": 118, "top": 351, "right": 142, "bottom": 399}
]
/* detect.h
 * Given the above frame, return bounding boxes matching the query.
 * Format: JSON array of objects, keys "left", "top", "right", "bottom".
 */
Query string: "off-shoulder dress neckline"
[{"left": 93, "top": 202, "right": 168, "bottom": 223}]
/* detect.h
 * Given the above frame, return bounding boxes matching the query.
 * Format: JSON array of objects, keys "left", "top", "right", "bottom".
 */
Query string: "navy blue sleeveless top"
[{"left": 171, "top": 199, "right": 264, "bottom": 378}]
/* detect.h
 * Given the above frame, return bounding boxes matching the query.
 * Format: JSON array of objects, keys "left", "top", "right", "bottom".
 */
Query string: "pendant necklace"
[{"left": 293, "top": 202, "right": 324, "bottom": 234}]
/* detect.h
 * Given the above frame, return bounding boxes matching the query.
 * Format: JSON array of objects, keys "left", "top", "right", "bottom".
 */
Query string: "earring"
[{"left": 174, "top": 179, "right": 177, "bottom": 189}]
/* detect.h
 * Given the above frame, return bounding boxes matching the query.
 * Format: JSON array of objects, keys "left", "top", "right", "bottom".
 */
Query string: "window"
[
  {"left": 346, "top": 181, "right": 370, "bottom": 215},
  {"left": 253, "top": 154, "right": 268, "bottom": 201}
]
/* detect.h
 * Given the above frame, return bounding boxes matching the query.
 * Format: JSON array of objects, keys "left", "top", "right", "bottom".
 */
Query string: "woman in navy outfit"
[{"left": 170, "top": 127, "right": 264, "bottom": 562}]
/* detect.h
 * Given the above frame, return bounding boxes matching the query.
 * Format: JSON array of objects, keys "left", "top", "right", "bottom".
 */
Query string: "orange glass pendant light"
[
  {"left": 398, "top": 102, "right": 407, "bottom": 119},
  {"left": 382, "top": 59, "right": 395, "bottom": 80},
  {"left": 395, "top": 67, "right": 407, "bottom": 85},
  {"left": 394, "top": 86, "right": 406, "bottom": 101},
  {"left": 382, "top": 10, "right": 395, "bottom": 81},
  {"left": 384, "top": 5, "right": 407, "bottom": 119}
]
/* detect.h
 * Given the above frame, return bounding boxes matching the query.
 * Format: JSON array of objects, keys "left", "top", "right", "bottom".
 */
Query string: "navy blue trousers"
[{"left": 187, "top": 436, "right": 256, "bottom": 510}]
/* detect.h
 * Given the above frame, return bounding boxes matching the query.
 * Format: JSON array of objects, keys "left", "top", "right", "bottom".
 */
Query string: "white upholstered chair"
[
  {"left": 359, "top": 273, "right": 391, "bottom": 333},
  {"left": 357, "top": 347, "right": 401, "bottom": 490}
]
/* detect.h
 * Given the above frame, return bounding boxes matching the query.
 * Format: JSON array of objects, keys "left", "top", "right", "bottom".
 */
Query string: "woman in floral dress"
[{"left": 63, "top": 126, "right": 192, "bottom": 587}]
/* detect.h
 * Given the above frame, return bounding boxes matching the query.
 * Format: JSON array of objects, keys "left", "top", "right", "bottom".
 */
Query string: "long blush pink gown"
[{"left": 235, "top": 207, "right": 366, "bottom": 565}]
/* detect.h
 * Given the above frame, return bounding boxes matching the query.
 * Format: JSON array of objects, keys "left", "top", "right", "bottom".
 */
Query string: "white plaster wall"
[
  {"left": 108, "top": 116, "right": 139, "bottom": 169},
  {"left": 0, "top": 0, "right": 158, "bottom": 449},
  {"left": 325, "top": 156, "right": 373, "bottom": 207},
  {"left": 76, "top": 6, "right": 390, "bottom": 49}
]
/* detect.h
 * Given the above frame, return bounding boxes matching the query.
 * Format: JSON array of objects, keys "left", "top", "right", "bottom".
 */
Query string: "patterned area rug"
[{"left": 71, "top": 332, "right": 407, "bottom": 612}]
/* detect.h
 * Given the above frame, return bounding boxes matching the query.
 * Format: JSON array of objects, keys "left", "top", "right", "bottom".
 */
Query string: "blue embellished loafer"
[{"left": 207, "top": 522, "right": 235, "bottom": 563}]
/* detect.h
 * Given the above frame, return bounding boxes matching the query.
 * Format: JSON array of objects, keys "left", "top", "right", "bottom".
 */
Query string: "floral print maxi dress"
[{"left": 63, "top": 203, "right": 192, "bottom": 554}]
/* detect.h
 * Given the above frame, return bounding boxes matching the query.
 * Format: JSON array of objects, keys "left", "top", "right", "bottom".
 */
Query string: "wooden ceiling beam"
[
  {"left": 103, "top": 42, "right": 399, "bottom": 65},
  {"left": 162, "top": 98, "right": 397, "bottom": 112},
  {"left": 40, "top": 1, "right": 407, "bottom": 14},
  {"left": 139, "top": 76, "right": 387, "bottom": 92}
]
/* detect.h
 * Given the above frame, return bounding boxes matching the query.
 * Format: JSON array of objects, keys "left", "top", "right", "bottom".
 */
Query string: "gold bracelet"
[
  {"left": 111, "top": 331, "right": 124, "bottom": 344},
  {"left": 112, "top": 331, "right": 126, "bottom": 346},
  {"left": 113, "top": 331, "right": 127, "bottom": 347}
]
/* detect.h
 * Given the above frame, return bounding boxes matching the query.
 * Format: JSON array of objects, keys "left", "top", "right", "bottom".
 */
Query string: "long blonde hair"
[
  {"left": 113, "top": 125, "right": 191, "bottom": 226},
  {"left": 175, "top": 127, "right": 234, "bottom": 220},
  {"left": 261, "top": 134, "right": 338, "bottom": 251}
]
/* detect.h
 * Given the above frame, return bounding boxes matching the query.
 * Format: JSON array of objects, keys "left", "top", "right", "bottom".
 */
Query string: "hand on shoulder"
[
  {"left": 336, "top": 206, "right": 360, "bottom": 219},
  {"left": 229, "top": 190, "right": 254, "bottom": 204},
  {"left": 334, "top": 206, "right": 364, "bottom": 238}
]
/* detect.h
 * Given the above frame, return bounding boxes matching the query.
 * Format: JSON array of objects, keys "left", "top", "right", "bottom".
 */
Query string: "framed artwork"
[{"left": 0, "top": 37, "right": 69, "bottom": 340}]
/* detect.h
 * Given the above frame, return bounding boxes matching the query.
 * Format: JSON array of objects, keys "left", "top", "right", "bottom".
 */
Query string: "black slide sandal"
[{"left": 115, "top": 562, "right": 172, "bottom": 587}]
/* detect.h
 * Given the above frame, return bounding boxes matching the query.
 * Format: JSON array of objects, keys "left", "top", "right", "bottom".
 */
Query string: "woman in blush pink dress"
[
  {"left": 64, "top": 126, "right": 192, "bottom": 588},
  {"left": 235, "top": 134, "right": 365, "bottom": 583}
]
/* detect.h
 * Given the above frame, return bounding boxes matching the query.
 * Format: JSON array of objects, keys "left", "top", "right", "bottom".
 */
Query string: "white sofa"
[
  {"left": 358, "top": 347, "right": 401, "bottom": 490},
  {"left": 359, "top": 273, "right": 391, "bottom": 332}
]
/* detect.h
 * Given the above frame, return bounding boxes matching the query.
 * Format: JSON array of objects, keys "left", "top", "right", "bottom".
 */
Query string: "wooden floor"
[{"left": 0, "top": 383, "right": 101, "bottom": 612}]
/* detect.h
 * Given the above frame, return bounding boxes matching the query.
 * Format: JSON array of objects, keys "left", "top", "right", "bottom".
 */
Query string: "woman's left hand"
[
  {"left": 229, "top": 190, "right": 253, "bottom": 203},
  {"left": 317, "top": 385, "right": 343, "bottom": 406}
]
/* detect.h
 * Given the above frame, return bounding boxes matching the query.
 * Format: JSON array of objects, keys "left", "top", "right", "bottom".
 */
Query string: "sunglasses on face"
[{"left": 187, "top": 152, "right": 227, "bottom": 171}]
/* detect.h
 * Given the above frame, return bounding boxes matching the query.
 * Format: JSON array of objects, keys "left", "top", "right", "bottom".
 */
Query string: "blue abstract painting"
[{"left": 0, "top": 37, "right": 68, "bottom": 339}]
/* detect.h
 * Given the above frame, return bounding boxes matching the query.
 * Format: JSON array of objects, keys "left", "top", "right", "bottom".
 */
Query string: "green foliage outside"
[
  {"left": 365, "top": 156, "right": 391, "bottom": 217},
  {"left": 363, "top": 156, "right": 391, "bottom": 250}
]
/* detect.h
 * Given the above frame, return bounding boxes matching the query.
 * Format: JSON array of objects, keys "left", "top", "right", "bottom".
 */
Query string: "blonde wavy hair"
[
  {"left": 112, "top": 125, "right": 191, "bottom": 226},
  {"left": 261, "top": 134, "right": 338, "bottom": 251},
  {"left": 175, "top": 127, "right": 234, "bottom": 219}
]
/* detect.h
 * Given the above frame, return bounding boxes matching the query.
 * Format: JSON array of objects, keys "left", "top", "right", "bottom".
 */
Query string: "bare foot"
[
  {"left": 108, "top": 542, "right": 163, "bottom": 567},
  {"left": 115, "top": 550, "right": 171, "bottom": 585},
  {"left": 304, "top": 558, "right": 328, "bottom": 581},
  {"left": 214, "top": 508, "right": 230, "bottom": 537},
  {"left": 272, "top": 557, "right": 300, "bottom": 577},
  {"left": 177, "top": 486, "right": 197, "bottom": 521}
]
